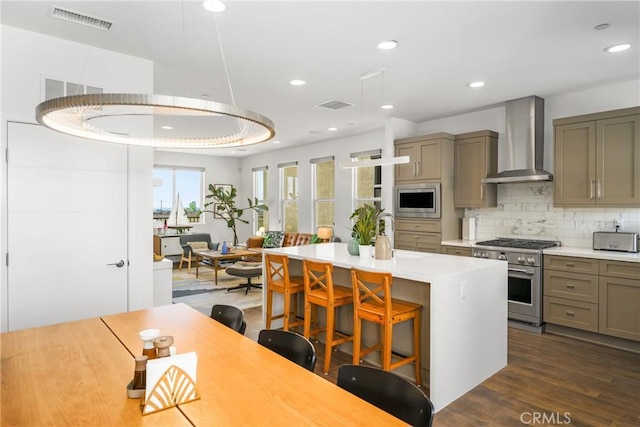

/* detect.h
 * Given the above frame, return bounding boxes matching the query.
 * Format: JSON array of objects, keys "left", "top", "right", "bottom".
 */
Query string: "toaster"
[{"left": 593, "top": 232, "right": 639, "bottom": 253}]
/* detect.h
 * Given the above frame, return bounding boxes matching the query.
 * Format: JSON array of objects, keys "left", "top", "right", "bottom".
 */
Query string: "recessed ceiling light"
[
  {"left": 594, "top": 23, "right": 610, "bottom": 31},
  {"left": 289, "top": 80, "right": 306, "bottom": 86},
  {"left": 272, "top": 140, "right": 281, "bottom": 144},
  {"left": 604, "top": 43, "right": 631, "bottom": 53},
  {"left": 467, "top": 81, "right": 485, "bottom": 88},
  {"left": 202, "top": 0, "right": 226, "bottom": 13},
  {"left": 161, "top": 126, "right": 174, "bottom": 130},
  {"left": 377, "top": 40, "right": 398, "bottom": 50},
  {"left": 328, "top": 127, "right": 337, "bottom": 131},
  {"left": 380, "top": 104, "right": 394, "bottom": 110}
]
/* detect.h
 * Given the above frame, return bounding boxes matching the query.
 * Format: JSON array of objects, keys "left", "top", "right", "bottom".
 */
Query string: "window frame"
[
  {"left": 153, "top": 165, "right": 205, "bottom": 225},
  {"left": 278, "top": 161, "right": 298, "bottom": 232},
  {"left": 252, "top": 166, "right": 269, "bottom": 233},
  {"left": 311, "top": 156, "right": 335, "bottom": 229},
  {"left": 351, "top": 150, "right": 382, "bottom": 211}
]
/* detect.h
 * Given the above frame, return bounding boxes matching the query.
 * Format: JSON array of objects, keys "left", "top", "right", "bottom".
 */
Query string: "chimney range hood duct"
[{"left": 482, "top": 95, "right": 553, "bottom": 184}]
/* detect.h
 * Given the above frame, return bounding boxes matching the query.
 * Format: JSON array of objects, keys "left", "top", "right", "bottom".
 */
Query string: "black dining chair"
[
  {"left": 257, "top": 329, "right": 317, "bottom": 372},
  {"left": 210, "top": 304, "right": 247, "bottom": 335},
  {"left": 337, "top": 364, "right": 434, "bottom": 427}
]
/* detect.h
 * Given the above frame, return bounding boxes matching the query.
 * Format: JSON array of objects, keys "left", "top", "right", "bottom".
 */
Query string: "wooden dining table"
[{"left": 3, "top": 303, "right": 407, "bottom": 426}]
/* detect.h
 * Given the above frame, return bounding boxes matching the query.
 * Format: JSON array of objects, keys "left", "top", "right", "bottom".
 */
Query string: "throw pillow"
[
  {"left": 187, "top": 241, "right": 209, "bottom": 251},
  {"left": 262, "top": 231, "right": 284, "bottom": 248}
]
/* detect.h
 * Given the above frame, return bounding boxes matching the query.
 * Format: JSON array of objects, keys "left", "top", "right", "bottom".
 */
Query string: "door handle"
[{"left": 108, "top": 260, "right": 125, "bottom": 268}]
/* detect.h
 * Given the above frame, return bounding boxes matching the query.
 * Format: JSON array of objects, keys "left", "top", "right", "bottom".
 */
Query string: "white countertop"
[
  {"left": 441, "top": 239, "right": 476, "bottom": 248},
  {"left": 543, "top": 246, "right": 640, "bottom": 263},
  {"left": 264, "top": 242, "right": 502, "bottom": 283},
  {"left": 441, "top": 239, "right": 640, "bottom": 263}
]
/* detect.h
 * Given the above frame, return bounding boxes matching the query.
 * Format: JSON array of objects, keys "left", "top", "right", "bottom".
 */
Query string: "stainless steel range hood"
[{"left": 482, "top": 96, "right": 553, "bottom": 184}]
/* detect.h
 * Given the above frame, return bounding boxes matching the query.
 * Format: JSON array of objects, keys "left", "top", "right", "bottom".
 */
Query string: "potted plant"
[
  {"left": 350, "top": 203, "right": 383, "bottom": 257},
  {"left": 203, "top": 184, "right": 268, "bottom": 246}
]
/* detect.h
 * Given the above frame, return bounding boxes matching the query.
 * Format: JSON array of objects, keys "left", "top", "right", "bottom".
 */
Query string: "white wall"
[
  {"left": 153, "top": 150, "right": 243, "bottom": 244},
  {"left": 1, "top": 26, "right": 155, "bottom": 326}
]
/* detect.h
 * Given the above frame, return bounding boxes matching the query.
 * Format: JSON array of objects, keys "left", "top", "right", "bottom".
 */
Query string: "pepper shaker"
[{"left": 153, "top": 335, "right": 174, "bottom": 358}]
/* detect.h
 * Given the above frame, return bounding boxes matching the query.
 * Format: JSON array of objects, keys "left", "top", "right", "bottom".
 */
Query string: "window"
[
  {"left": 279, "top": 162, "right": 298, "bottom": 232},
  {"left": 311, "top": 156, "right": 335, "bottom": 228},
  {"left": 153, "top": 166, "right": 204, "bottom": 224},
  {"left": 252, "top": 166, "right": 269, "bottom": 232},
  {"left": 352, "top": 150, "right": 382, "bottom": 210}
]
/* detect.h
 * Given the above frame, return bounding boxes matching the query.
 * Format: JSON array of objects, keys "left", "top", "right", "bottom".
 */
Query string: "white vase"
[{"left": 359, "top": 244, "right": 372, "bottom": 258}]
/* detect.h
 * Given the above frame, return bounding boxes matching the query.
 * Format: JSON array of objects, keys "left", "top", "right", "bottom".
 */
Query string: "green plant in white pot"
[{"left": 350, "top": 203, "right": 383, "bottom": 256}]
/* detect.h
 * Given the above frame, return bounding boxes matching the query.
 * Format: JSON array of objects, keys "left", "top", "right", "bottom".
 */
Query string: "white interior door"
[{"left": 7, "top": 122, "right": 128, "bottom": 331}]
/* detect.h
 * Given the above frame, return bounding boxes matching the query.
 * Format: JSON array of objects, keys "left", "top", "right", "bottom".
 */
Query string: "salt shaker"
[{"left": 139, "top": 329, "right": 160, "bottom": 360}]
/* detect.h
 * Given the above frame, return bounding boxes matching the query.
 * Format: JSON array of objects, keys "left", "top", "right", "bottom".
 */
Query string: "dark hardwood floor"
[{"left": 243, "top": 306, "right": 640, "bottom": 426}]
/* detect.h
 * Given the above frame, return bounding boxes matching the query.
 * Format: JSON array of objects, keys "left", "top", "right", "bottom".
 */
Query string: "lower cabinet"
[
  {"left": 395, "top": 219, "right": 441, "bottom": 253},
  {"left": 599, "top": 262, "right": 640, "bottom": 341},
  {"left": 543, "top": 255, "right": 640, "bottom": 342},
  {"left": 441, "top": 245, "right": 472, "bottom": 257}
]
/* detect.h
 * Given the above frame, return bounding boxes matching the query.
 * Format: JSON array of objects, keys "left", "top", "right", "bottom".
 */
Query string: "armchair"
[{"left": 178, "top": 234, "right": 219, "bottom": 272}]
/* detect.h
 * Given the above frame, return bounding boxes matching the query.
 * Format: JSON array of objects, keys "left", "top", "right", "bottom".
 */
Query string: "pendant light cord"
[{"left": 213, "top": 13, "right": 237, "bottom": 107}]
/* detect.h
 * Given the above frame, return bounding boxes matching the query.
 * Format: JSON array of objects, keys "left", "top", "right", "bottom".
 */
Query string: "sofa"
[{"left": 244, "top": 232, "right": 314, "bottom": 262}]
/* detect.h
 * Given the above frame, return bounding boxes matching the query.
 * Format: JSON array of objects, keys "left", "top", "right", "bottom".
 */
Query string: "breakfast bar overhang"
[{"left": 263, "top": 242, "right": 508, "bottom": 412}]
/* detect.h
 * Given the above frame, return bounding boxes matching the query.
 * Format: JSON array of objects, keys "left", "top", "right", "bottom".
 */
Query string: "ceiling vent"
[
  {"left": 316, "top": 99, "right": 353, "bottom": 111},
  {"left": 50, "top": 5, "right": 113, "bottom": 31}
]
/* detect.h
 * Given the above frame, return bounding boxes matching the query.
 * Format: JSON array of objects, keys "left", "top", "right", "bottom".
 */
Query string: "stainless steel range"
[{"left": 472, "top": 238, "right": 560, "bottom": 326}]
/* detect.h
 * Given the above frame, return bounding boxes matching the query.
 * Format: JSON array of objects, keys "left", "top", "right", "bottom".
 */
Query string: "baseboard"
[{"left": 545, "top": 323, "right": 640, "bottom": 354}]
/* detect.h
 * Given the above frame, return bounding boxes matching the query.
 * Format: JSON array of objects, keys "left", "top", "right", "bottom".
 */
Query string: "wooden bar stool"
[
  {"left": 265, "top": 253, "right": 305, "bottom": 332},
  {"left": 302, "top": 259, "right": 354, "bottom": 374},
  {"left": 350, "top": 267, "right": 422, "bottom": 386}
]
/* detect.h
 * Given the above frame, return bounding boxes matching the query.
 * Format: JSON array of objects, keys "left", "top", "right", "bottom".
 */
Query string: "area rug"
[{"left": 172, "top": 268, "right": 263, "bottom": 316}]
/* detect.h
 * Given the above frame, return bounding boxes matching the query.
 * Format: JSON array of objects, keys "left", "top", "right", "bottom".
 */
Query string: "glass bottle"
[
  {"left": 132, "top": 355, "right": 148, "bottom": 390},
  {"left": 139, "top": 329, "right": 160, "bottom": 360}
]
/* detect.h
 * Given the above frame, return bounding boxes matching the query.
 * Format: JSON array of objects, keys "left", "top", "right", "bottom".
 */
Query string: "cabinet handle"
[
  {"left": 565, "top": 262, "right": 575, "bottom": 267},
  {"left": 416, "top": 161, "right": 420, "bottom": 176},
  {"left": 565, "top": 311, "right": 575, "bottom": 316},
  {"left": 590, "top": 181, "right": 595, "bottom": 199},
  {"left": 480, "top": 183, "right": 484, "bottom": 201},
  {"left": 596, "top": 180, "right": 602, "bottom": 199},
  {"left": 565, "top": 284, "right": 575, "bottom": 289}
]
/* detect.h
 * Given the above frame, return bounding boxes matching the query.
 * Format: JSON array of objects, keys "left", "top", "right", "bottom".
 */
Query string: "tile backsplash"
[{"left": 466, "top": 182, "right": 640, "bottom": 248}]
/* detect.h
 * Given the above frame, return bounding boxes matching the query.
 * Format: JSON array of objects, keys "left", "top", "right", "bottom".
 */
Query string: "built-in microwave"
[{"left": 394, "top": 183, "right": 440, "bottom": 218}]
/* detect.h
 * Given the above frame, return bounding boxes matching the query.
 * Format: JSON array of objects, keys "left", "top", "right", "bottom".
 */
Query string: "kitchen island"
[{"left": 263, "top": 242, "right": 508, "bottom": 412}]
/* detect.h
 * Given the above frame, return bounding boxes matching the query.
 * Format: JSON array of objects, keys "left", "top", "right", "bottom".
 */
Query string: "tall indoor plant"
[{"left": 203, "top": 184, "right": 267, "bottom": 246}]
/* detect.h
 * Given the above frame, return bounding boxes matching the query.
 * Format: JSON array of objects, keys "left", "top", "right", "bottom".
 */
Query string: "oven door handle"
[{"left": 508, "top": 268, "right": 534, "bottom": 275}]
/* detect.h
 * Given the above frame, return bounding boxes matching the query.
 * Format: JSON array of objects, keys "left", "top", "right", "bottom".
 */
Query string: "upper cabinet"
[
  {"left": 394, "top": 133, "right": 454, "bottom": 183},
  {"left": 554, "top": 107, "right": 640, "bottom": 207},
  {"left": 454, "top": 130, "right": 498, "bottom": 208}
]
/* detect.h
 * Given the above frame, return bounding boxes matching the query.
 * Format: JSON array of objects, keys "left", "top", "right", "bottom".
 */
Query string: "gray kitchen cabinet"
[
  {"left": 544, "top": 255, "right": 640, "bottom": 342},
  {"left": 553, "top": 107, "right": 640, "bottom": 207},
  {"left": 394, "top": 133, "right": 453, "bottom": 183},
  {"left": 395, "top": 219, "right": 441, "bottom": 253},
  {"left": 543, "top": 255, "right": 599, "bottom": 332},
  {"left": 454, "top": 130, "right": 498, "bottom": 208},
  {"left": 598, "top": 260, "right": 640, "bottom": 341},
  {"left": 441, "top": 245, "right": 472, "bottom": 257}
]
